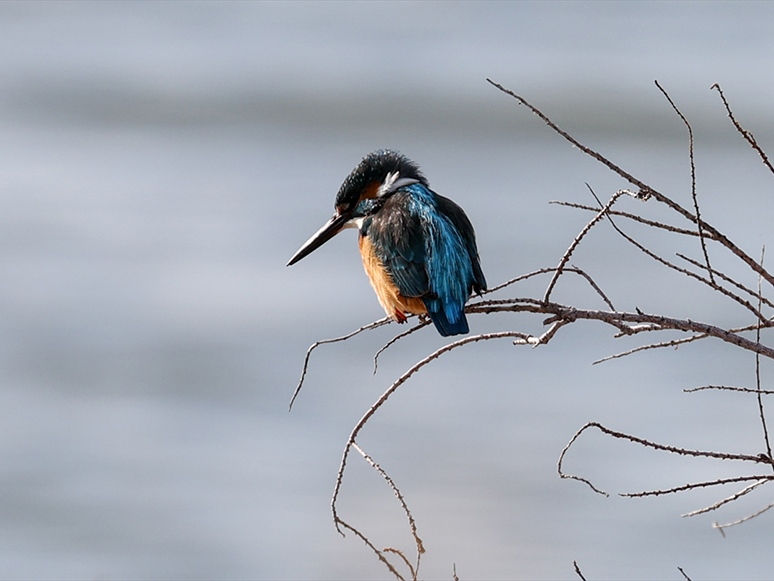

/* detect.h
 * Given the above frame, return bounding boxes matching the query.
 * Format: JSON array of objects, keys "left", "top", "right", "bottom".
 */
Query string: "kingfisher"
[{"left": 287, "top": 150, "right": 486, "bottom": 336}]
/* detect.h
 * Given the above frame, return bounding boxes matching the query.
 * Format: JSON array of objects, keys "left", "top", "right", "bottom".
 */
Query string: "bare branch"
[
  {"left": 482, "top": 267, "right": 562, "bottom": 294},
  {"left": 593, "top": 334, "right": 708, "bottom": 365},
  {"left": 332, "top": 332, "right": 532, "bottom": 534},
  {"left": 488, "top": 78, "right": 774, "bottom": 288},
  {"left": 678, "top": 566, "right": 693, "bottom": 581},
  {"left": 469, "top": 299, "right": 774, "bottom": 360},
  {"left": 382, "top": 548, "right": 417, "bottom": 581},
  {"left": 568, "top": 264, "right": 617, "bottom": 311},
  {"left": 713, "top": 501, "right": 774, "bottom": 536},
  {"left": 373, "top": 319, "right": 431, "bottom": 375},
  {"left": 543, "top": 189, "right": 634, "bottom": 303},
  {"left": 563, "top": 421, "right": 773, "bottom": 469},
  {"left": 551, "top": 200, "right": 717, "bottom": 239},
  {"left": 352, "top": 442, "right": 425, "bottom": 563},
  {"left": 558, "top": 423, "right": 610, "bottom": 497},
  {"left": 515, "top": 319, "right": 571, "bottom": 347},
  {"left": 676, "top": 252, "right": 774, "bottom": 310},
  {"left": 685, "top": 385, "right": 774, "bottom": 395},
  {"left": 564, "top": 197, "right": 774, "bottom": 307},
  {"left": 621, "top": 475, "right": 774, "bottom": 498},
  {"left": 482, "top": 266, "right": 615, "bottom": 310},
  {"left": 712, "top": 83, "right": 774, "bottom": 176},
  {"left": 655, "top": 80, "right": 714, "bottom": 284},
  {"left": 334, "top": 518, "right": 408, "bottom": 580},
  {"left": 573, "top": 560, "right": 588, "bottom": 581},
  {"left": 586, "top": 184, "right": 769, "bottom": 322},
  {"left": 294, "top": 84, "right": 774, "bottom": 572},
  {"left": 289, "top": 317, "right": 392, "bottom": 410},
  {"left": 681, "top": 478, "right": 769, "bottom": 517},
  {"left": 486, "top": 79, "right": 655, "bottom": 198},
  {"left": 563, "top": 423, "right": 774, "bottom": 505},
  {"left": 755, "top": 247, "right": 773, "bottom": 461}
]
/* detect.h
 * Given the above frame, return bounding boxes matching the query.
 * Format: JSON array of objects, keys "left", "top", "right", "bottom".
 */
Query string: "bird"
[{"left": 287, "top": 149, "right": 486, "bottom": 336}]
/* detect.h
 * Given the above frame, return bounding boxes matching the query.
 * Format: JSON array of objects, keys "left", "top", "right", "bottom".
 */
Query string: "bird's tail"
[{"left": 425, "top": 301, "right": 469, "bottom": 336}]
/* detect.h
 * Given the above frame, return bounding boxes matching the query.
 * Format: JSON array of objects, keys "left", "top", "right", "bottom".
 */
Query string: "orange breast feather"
[{"left": 359, "top": 235, "right": 427, "bottom": 322}]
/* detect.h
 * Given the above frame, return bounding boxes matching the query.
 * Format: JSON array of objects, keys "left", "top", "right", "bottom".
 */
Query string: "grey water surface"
[{"left": 0, "top": 2, "right": 773, "bottom": 579}]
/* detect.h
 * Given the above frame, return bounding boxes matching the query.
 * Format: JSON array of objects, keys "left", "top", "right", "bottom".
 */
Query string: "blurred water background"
[{"left": 1, "top": 2, "right": 774, "bottom": 578}]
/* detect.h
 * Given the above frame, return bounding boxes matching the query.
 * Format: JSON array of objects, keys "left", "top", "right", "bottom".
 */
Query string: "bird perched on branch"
[{"left": 287, "top": 150, "right": 486, "bottom": 336}]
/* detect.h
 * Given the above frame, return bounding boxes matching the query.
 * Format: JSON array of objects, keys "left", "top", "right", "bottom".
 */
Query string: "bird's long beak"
[{"left": 287, "top": 212, "right": 350, "bottom": 266}]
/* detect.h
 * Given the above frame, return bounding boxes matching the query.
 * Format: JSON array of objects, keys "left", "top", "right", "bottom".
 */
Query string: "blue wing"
[{"left": 363, "top": 185, "right": 486, "bottom": 336}]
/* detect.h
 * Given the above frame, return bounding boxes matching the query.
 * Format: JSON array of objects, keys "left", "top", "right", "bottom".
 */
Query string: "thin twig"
[
  {"left": 681, "top": 478, "right": 769, "bottom": 517},
  {"left": 373, "top": 319, "right": 430, "bottom": 375},
  {"left": 543, "top": 189, "right": 632, "bottom": 303},
  {"left": 562, "top": 422, "right": 773, "bottom": 479},
  {"left": 655, "top": 80, "right": 714, "bottom": 284},
  {"left": 713, "top": 501, "right": 774, "bottom": 536},
  {"left": 685, "top": 385, "right": 774, "bottom": 395},
  {"left": 755, "top": 246, "right": 773, "bottom": 461},
  {"left": 563, "top": 422, "right": 774, "bottom": 503},
  {"left": 712, "top": 83, "right": 774, "bottom": 176},
  {"left": 486, "top": 79, "right": 655, "bottom": 198},
  {"left": 551, "top": 201, "right": 717, "bottom": 239},
  {"left": 382, "top": 548, "right": 416, "bottom": 581},
  {"left": 573, "top": 560, "right": 587, "bottom": 581},
  {"left": 569, "top": 264, "right": 617, "bottom": 311},
  {"left": 593, "top": 334, "right": 708, "bottom": 365},
  {"left": 676, "top": 252, "right": 774, "bottom": 310},
  {"left": 334, "top": 519, "right": 407, "bottom": 580},
  {"left": 585, "top": 185, "right": 768, "bottom": 322},
  {"left": 515, "top": 319, "right": 570, "bottom": 347},
  {"left": 482, "top": 266, "right": 615, "bottom": 310},
  {"left": 351, "top": 442, "right": 425, "bottom": 562},
  {"left": 621, "top": 475, "right": 774, "bottom": 498},
  {"left": 289, "top": 317, "right": 392, "bottom": 410},
  {"left": 558, "top": 424, "right": 610, "bottom": 497},
  {"left": 678, "top": 566, "right": 693, "bottom": 581}
]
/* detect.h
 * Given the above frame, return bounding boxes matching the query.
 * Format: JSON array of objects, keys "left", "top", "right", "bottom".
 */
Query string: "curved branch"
[
  {"left": 566, "top": 421, "right": 773, "bottom": 465},
  {"left": 351, "top": 441, "right": 425, "bottom": 567},
  {"left": 479, "top": 266, "right": 615, "bottom": 311},
  {"left": 373, "top": 319, "right": 430, "bottom": 375},
  {"left": 288, "top": 317, "right": 392, "bottom": 410},
  {"left": 655, "top": 80, "right": 714, "bottom": 284},
  {"left": 559, "top": 422, "right": 774, "bottom": 501},
  {"left": 714, "top": 501, "right": 774, "bottom": 535},
  {"left": 334, "top": 519, "right": 408, "bottom": 580},
  {"left": 332, "top": 332, "right": 531, "bottom": 534}
]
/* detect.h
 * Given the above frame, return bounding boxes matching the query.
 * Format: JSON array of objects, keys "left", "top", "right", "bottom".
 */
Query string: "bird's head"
[{"left": 287, "top": 150, "right": 428, "bottom": 266}]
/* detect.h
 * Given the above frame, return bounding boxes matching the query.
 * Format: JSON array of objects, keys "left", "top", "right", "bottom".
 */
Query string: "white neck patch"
[{"left": 377, "top": 172, "right": 419, "bottom": 197}]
